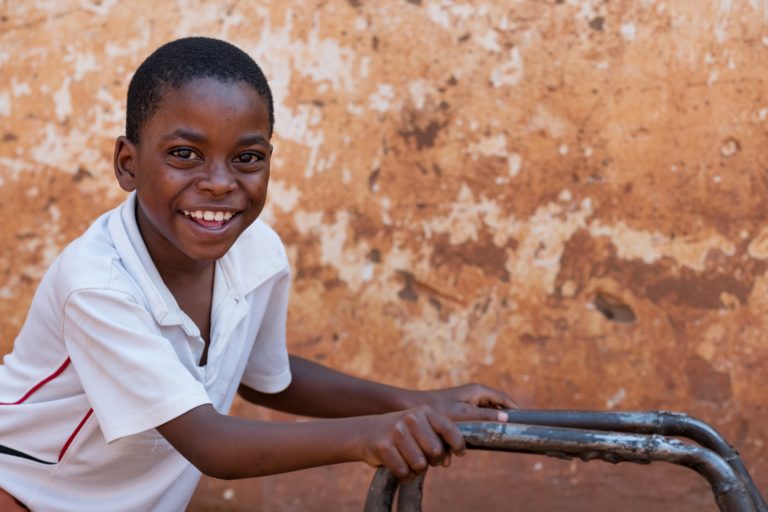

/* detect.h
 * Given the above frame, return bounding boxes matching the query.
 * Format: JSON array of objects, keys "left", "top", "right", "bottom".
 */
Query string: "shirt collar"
[{"left": 107, "top": 192, "right": 199, "bottom": 334}]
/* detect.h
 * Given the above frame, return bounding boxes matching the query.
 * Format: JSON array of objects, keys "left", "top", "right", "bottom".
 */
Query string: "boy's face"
[{"left": 114, "top": 77, "right": 272, "bottom": 270}]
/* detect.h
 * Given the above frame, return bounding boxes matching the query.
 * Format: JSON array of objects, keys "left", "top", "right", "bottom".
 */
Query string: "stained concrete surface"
[{"left": 1, "top": 1, "right": 766, "bottom": 510}]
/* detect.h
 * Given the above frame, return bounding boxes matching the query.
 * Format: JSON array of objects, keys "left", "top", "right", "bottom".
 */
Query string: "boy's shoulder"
[{"left": 49, "top": 209, "right": 137, "bottom": 298}]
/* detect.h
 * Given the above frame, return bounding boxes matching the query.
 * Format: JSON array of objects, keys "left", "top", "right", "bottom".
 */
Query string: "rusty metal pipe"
[
  {"left": 500, "top": 410, "right": 766, "bottom": 512},
  {"left": 364, "top": 420, "right": 757, "bottom": 512},
  {"left": 458, "top": 422, "right": 755, "bottom": 512}
]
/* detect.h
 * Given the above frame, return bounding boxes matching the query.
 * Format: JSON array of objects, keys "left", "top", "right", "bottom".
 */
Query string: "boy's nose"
[{"left": 197, "top": 161, "right": 236, "bottom": 195}]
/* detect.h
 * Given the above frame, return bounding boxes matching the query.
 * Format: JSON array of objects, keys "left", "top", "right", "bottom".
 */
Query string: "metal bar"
[
  {"left": 364, "top": 466, "right": 399, "bottom": 512},
  {"left": 365, "top": 421, "right": 756, "bottom": 512},
  {"left": 501, "top": 410, "right": 767, "bottom": 512},
  {"left": 396, "top": 472, "right": 426, "bottom": 512},
  {"left": 458, "top": 422, "right": 754, "bottom": 512}
]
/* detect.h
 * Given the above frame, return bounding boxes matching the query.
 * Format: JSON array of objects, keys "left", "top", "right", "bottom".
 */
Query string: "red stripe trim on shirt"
[
  {"left": 58, "top": 408, "right": 93, "bottom": 462},
  {"left": 0, "top": 358, "right": 71, "bottom": 405}
]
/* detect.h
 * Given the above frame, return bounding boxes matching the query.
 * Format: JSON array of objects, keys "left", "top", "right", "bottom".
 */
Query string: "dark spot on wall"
[
  {"left": 646, "top": 273, "right": 749, "bottom": 309},
  {"left": 686, "top": 356, "right": 733, "bottom": 403},
  {"left": 428, "top": 297, "right": 441, "bottom": 311},
  {"left": 299, "top": 335, "right": 322, "bottom": 347},
  {"left": 556, "top": 228, "right": 763, "bottom": 312},
  {"left": 458, "top": 32, "right": 471, "bottom": 43},
  {"left": 520, "top": 333, "right": 550, "bottom": 345},
  {"left": 73, "top": 166, "right": 92, "bottom": 182},
  {"left": 399, "top": 120, "right": 446, "bottom": 150},
  {"left": 371, "top": 36, "right": 379, "bottom": 50},
  {"left": 430, "top": 231, "right": 511, "bottom": 282},
  {"left": 405, "top": 0, "right": 422, "bottom": 4},
  {"left": 590, "top": 17, "right": 605, "bottom": 30},
  {"left": 367, "top": 248, "right": 381, "bottom": 263},
  {"left": 368, "top": 167, "right": 380, "bottom": 191},
  {"left": 323, "top": 277, "right": 344, "bottom": 289},
  {"left": 446, "top": 75, "right": 458, "bottom": 86},
  {"left": 593, "top": 292, "right": 636, "bottom": 323},
  {"left": 2, "top": 132, "right": 17, "bottom": 142},
  {"left": 347, "top": 0, "right": 362, "bottom": 7},
  {"left": 397, "top": 271, "right": 419, "bottom": 302}
]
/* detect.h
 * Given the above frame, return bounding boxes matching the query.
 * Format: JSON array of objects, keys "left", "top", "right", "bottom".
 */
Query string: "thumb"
[{"left": 455, "top": 404, "right": 509, "bottom": 423}]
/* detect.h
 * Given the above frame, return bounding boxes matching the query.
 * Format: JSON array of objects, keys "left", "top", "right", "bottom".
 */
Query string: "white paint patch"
[
  {"left": 267, "top": 180, "right": 301, "bottom": 212},
  {"left": 468, "top": 133, "right": 508, "bottom": 159},
  {"left": 291, "top": 209, "right": 382, "bottom": 293},
  {"left": 490, "top": 47, "right": 524, "bottom": 87},
  {"left": 589, "top": 221, "right": 736, "bottom": 272},
  {"left": 423, "top": 184, "right": 503, "bottom": 245},
  {"left": 527, "top": 105, "right": 567, "bottom": 138},
  {"left": 53, "top": 78, "right": 72, "bottom": 122},
  {"left": 620, "top": 22, "right": 637, "bottom": 41},
  {"left": 747, "top": 226, "right": 768, "bottom": 259},
  {"left": 558, "top": 144, "right": 569, "bottom": 156},
  {"left": 507, "top": 197, "right": 594, "bottom": 294},
  {"left": 0, "top": 92, "right": 11, "bottom": 117},
  {"left": 369, "top": 84, "right": 396, "bottom": 112},
  {"left": 399, "top": 307, "right": 471, "bottom": 386},
  {"left": 72, "top": 51, "right": 99, "bottom": 81},
  {"left": 11, "top": 79, "right": 31, "bottom": 97},
  {"left": 354, "top": 16, "right": 368, "bottom": 31},
  {"left": 508, "top": 152, "right": 522, "bottom": 177},
  {"left": 715, "top": 0, "right": 734, "bottom": 43},
  {"left": 476, "top": 30, "right": 501, "bottom": 53},
  {"left": 707, "top": 69, "right": 720, "bottom": 87},
  {"left": 408, "top": 80, "right": 433, "bottom": 110},
  {"left": 346, "top": 102, "right": 364, "bottom": 116},
  {"left": 606, "top": 388, "right": 626, "bottom": 409},
  {"left": 81, "top": 0, "right": 119, "bottom": 16},
  {"left": 425, "top": 3, "right": 452, "bottom": 29}
]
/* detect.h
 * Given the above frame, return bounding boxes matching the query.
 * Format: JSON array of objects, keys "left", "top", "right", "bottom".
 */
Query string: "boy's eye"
[
  {"left": 235, "top": 152, "right": 264, "bottom": 164},
  {"left": 170, "top": 148, "right": 201, "bottom": 160}
]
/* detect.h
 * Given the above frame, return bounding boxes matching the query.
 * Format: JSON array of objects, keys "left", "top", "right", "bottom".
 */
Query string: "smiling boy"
[{"left": 0, "top": 37, "right": 514, "bottom": 511}]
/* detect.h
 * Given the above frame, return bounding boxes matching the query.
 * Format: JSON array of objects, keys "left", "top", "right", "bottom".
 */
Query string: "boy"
[{"left": 0, "top": 37, "right": 515, "bottom": 511}]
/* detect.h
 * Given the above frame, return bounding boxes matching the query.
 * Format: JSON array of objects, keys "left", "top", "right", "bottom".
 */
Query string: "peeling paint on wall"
[{"left": 2, "top": 1, "right": 768, "bottom": 510}]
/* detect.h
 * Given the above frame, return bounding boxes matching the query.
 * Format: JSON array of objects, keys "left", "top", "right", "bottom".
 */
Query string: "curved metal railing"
[{"left": 363, "top": 410, "right": 766, "bottom": 512}]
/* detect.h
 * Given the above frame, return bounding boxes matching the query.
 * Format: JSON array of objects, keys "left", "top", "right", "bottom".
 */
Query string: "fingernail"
[{"left": 497, "top": 411, "right": 508, "bottom": 423}]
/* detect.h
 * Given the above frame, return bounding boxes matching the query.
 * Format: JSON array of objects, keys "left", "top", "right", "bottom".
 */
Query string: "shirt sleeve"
[
  {"left": 240, "top": 269, "right": 292, "bottom": 393},
  {"left": 62, "top": 288, "right": 212, "bottom": 443}
]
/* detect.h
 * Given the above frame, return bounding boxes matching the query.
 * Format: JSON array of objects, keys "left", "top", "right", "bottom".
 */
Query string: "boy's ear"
[{"left": 113, "top": 136, "right": 138, "bottom": 192}]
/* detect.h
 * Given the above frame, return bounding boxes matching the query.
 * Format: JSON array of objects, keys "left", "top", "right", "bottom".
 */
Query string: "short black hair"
[{"left": 125, "top": 37, "right": 274, "bottom": 143}]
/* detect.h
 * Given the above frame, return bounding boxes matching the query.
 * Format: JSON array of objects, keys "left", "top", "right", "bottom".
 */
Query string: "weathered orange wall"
[{"left": 1, "top": 1, "right": 767, "bottom": 510}]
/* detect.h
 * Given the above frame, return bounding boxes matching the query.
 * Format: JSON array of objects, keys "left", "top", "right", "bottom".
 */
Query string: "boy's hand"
[
  {"left": 358, "top": 405, "right": 464, "bottom": 479},
  {"left": 416, "top": 384, "right": 518, "bottom": 423}
]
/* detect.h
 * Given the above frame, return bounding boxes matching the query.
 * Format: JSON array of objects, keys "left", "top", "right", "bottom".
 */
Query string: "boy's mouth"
[{"left": 182, "top": 209, "right": 238, "bottom": 229}]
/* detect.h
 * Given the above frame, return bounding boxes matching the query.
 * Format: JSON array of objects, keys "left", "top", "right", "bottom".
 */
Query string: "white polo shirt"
[{"left": 0, "top": 192, "right": 292, "bottom": 511}]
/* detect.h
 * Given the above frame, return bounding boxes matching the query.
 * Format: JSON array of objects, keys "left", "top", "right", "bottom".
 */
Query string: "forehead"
[{"left": 143, "top": 78, "right": 270, "bottom": 141}]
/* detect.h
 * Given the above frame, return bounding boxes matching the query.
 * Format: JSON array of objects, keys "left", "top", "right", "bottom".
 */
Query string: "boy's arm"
[
  {"left": 238, "top": 355, "right": 516, "bottom": 421},
  {"left": 156, "top": 402, "right": 464, "bottom": 480}
]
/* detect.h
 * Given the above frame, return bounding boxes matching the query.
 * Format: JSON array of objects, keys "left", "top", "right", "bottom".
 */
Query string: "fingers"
[
  {"left": 466, "top": 384, "right": 519, "bottom": 410},
  {"left": 369, "top": 407, "right": 465, "bottom": 479}
]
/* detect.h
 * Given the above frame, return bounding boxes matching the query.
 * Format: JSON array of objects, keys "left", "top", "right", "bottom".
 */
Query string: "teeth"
[{"left": 183, "top": 210, "right": 235, "bottom": 222}]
